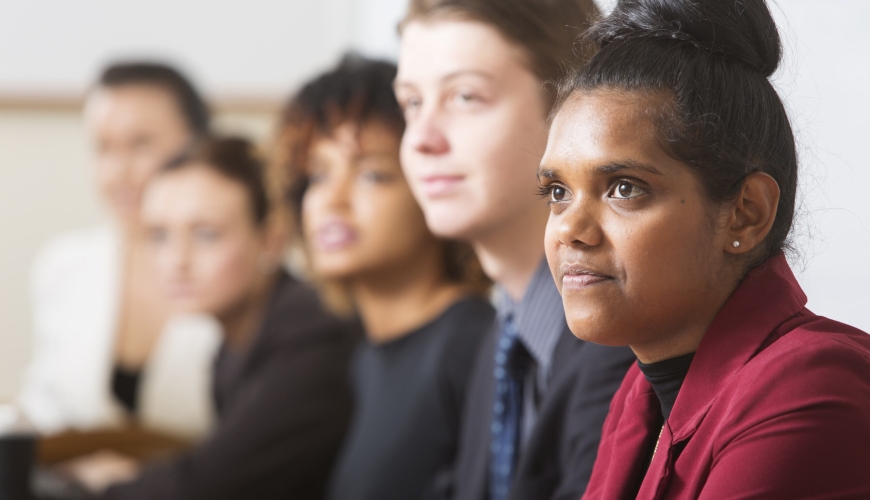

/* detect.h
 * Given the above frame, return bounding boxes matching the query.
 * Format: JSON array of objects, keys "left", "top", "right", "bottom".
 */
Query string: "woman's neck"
[
  {"left": 471, "top": 206, "right": 548, "bottom": 301},
  {"left": 631, "top": 267, "right": 743, "bottom": 364},
  {"left": 351, "top": 250, "right": 468, "bottom": 345},
  {"left": 220, "top": 276, "right": 279, "bottom": 350}
]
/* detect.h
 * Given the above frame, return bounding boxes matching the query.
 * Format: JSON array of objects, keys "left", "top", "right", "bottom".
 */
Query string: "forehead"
[
  {"left": 310, "top": 121, "right": 401, "bottom": 157},
  {"left": 543, "top": 90, "right": 673, "bottom": 170},
  {"left": 397, "top": 18, "right": 530, "bottom": 85},
  {"left": 144, "top": 165, "right": 249, "bottom": 218},
  {"left": 85, "top": 84, "right": 183, "bottom": 131}
]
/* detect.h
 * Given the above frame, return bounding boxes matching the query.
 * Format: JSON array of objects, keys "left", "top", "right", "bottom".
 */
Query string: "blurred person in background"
[
  {"left": 18, "top": 62, "right": 221, "bottom": 442},
  {"left": 277, "top": 54, "right": 494, "bottom": 500},
  {"left": 395, "top": 0, "right": 637, "bottom": 498},
  {"left": 66, "top": 136, "right": 357, "bottom": 499}
]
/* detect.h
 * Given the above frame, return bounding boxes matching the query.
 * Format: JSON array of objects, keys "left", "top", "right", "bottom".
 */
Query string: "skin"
[
  {"left": 541, "top": 90, "right": 780, "bottom": 363},
  {"left": 83, "top": 84, "right": 194, "bottom": 369},
  {"left": 141, "top": 164, "right": 283, "bottom": 347},
  {"left": 397, "top": 19, "right": 550, "bottom": 299},
  {"left": 302, "top": 120, "right": 466, "bottom": 343},
  {"left": 85, "top": 84, "right": 193, "bottom": 224}
]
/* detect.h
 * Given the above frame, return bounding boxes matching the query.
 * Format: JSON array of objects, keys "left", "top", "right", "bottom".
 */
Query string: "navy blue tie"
[{"left": 488, "top": 315, "right": 530, "bottom": 500}]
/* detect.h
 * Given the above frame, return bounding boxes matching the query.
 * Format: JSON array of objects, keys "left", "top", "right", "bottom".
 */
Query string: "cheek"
[
  {"left": 544, "top": 217, "right": 562, "bottom": 289},
  {"left": 621, "top": 207, "right": 713, "bottom": 290},
  {"left": 301, "top": 192, "right": 324, "bottom": 240},
  {"left": 460, "top": 107, "right": 546, "bottom": 196},
  {"left": 94, "top": 158, "right": 118, "bottom": 191},
  {"left": 604, "top": 203, "right": 719, "bottom": 332},
  {"left": 355, "top": 189, "right": 429, "bottom": 255},
  {"left": 130, "top": 153, "right": 163, "bottom": 191},
  {"left": 192, "top": 241, "right": 259, "bottom": 312}
]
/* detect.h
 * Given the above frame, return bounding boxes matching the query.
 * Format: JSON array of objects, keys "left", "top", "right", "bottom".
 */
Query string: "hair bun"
[{"left": 591, "top": 0, "right": 782, "bottom": 77}]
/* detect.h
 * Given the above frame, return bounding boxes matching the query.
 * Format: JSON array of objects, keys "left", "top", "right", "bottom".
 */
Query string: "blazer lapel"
[{"left": 637, "top": 253, "right": 808, "bottom": 498}]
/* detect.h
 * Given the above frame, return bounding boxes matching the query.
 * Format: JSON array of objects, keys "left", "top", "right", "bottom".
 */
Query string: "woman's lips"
[
  {"left": 420, "top": 174, "right": 465, "bottom": 198},
  {"left": 315, "top": 221, "right": 357, "bottom": 250},
  {"left": 559, "top": 264, "right": 614, "bottom": 290}
]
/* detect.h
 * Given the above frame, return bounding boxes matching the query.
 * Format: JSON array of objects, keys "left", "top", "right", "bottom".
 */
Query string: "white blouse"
[{"left": 18, "top": 226, "right": 221, "bottom": 439}]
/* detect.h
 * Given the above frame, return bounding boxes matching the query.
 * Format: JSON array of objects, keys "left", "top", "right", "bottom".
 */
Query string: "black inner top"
[
  {"left": 111, "top": 365, "right": 142, "bottom": 413},
  {"left": 327, "top": 296, "right": 494, "bottom": 500},
  {"left": 636, "top": 352, "right": 695, "bottom": 421}
]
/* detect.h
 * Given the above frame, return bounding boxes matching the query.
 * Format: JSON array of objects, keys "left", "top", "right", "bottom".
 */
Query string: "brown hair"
[
  {"left": 98, "top": 61, "right": 210, "bottom": 136},
  {"left": 401, "top": 0, "right": 601, "bottom": 105},
  {"left": 162, "top": 136, "right": 273, "bottom": 226},
  {"left": 273, "top": 54, "right": 490, "bottom": 316}
]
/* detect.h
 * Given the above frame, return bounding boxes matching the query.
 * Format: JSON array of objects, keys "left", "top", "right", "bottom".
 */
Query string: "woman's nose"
[
  {"left": 405, "top": 107, "right": 450, "bottom": 156},
  {"left": 321, "top": 171, "right": 353, "bottom": 211},
  {"left": 164, "top": 236, "right": 192, "bottom": 274},
  {"left": 553, "top": 196, "right": 604, "bottom": 249}
]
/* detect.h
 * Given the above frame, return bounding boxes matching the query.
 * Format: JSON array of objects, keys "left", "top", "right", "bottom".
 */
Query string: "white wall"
[
  {"left": 768, "top": 1, "right": 870, "bottom": 327},
  {"left": 0, "top": 0, "right": 868, "bottom": 401},
  {"left": 0, "top": 0, "right": 356, "bottom": 99}
]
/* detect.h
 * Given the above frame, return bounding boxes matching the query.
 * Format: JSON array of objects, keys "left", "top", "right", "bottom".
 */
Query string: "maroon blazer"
[{"left": 583, "top": 252, "right": 870, "bottom": 499}]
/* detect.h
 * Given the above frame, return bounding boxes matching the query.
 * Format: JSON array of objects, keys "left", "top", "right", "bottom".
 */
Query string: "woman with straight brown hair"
[
  {"left": 396, "top": 1, "right": 636, "bottom": 499},
  {"left": 277, "top": 54, "right": 495, "bottom": 500},
  {"left": 89, "top": 136, "right": 358, "bottom": 500}
]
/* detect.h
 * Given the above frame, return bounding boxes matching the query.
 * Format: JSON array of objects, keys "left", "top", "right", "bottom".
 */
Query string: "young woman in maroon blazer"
[{"left": 538, "top": 0, "right": 870, "bottom": 498}]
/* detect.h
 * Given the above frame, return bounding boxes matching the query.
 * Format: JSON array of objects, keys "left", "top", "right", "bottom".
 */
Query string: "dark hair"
[
  {"left": 556, "top": 0, "right": 797, "bottom": 262},
  {"left": 98, "top": 62, "right": 210, "bottom": 136},
  {"left": 162, "top": 136, "right": 270, "bottom": 225},
  {"left": 274, "top": 54, "right": 490, "bottom": 314},
  {"left": 401, "top": 0, "right": 601, "bottom": 106},
  {"left": 276, "top": 53, "right": 404, "bottom": 210}
]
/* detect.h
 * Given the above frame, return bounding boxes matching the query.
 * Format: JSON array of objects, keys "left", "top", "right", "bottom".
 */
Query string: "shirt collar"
[{"left": 496, "top": 257, "right": 567, "bottom": 376}]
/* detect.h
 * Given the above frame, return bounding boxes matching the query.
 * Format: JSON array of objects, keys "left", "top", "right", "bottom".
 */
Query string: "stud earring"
[{"left": 732, "top": 241, "right": 741, "bottom": 248}]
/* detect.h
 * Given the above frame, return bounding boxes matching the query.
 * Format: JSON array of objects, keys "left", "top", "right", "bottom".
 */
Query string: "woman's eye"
[
  {"left": 454, "top": 91, "right": 479, "bottom": 105},
  {"left": 402, "top": 96, "right": 422, "bottom": 111},
  {"left": 195, "top": 228, "right": 220, "bottom": 242},
  {"left": 148, "top": 228, "right": 168, "bottom": 244},
  {"left": 610, "top": 181, "right": 646, "bottom": 200},
  {"left": 360, "top": 170, "right": 391, "bottom": 184},
  {"left": 308, "top": 171, "right": 327, "bottom": 185},
  {"left": 537, "top": 184, "right": 570, "bottom": 203},
  {"left": 552, "top": 186, "right": 567, "bottom": 201}
]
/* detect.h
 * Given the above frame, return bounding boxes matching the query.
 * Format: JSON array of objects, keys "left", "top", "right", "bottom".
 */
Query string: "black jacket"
[
  {"left": 104, "top": 272, "right": 358, "bottom": 500},
  {"left": 430, "top": 325, "right": 635, "bottom": 500}
]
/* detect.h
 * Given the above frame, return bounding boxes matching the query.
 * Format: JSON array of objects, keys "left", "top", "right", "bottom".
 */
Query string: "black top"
[
  {"left": 636, "top": 352, "right": 695, "bottom": 421},
  {"left": 327, "top": 296, "right": 495, "bottom": 500},
  {"left": 104, "top": 272, "right": 360, "bottom": 500},
  {"left": 111, "top": 366, "right": 141, "bottom": 414}
]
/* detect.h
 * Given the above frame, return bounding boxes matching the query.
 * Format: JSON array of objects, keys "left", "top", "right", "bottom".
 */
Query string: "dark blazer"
[
  {"left": 584, "top": 252, "right": 870, "bottom": 499},
  {"left": 433, "top": 323, "right": 636, "bottom": 500},
  {"left": 104, "top": 272, "right": 358, "bottom": 500}
]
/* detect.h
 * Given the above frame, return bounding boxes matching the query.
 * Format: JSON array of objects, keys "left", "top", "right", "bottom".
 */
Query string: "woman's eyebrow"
[
  {"left": 537, "top": 167, "right": 560, "bottom": 181},
  {"left": 595, "top": 160, "right": 664, "bottom": 176},
  {"left": 394, "top": 69, "right": 494, "bottom": 92}
]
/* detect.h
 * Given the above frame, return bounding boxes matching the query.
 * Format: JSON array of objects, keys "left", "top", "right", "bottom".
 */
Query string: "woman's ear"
[{"left": 724, "top": 172, "right": 780, "bottom": 255}]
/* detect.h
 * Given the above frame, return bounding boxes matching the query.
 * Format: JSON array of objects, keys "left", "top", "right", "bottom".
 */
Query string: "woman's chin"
[{"left": 566, "top": 318, "right": 630, "bottom": 348}]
